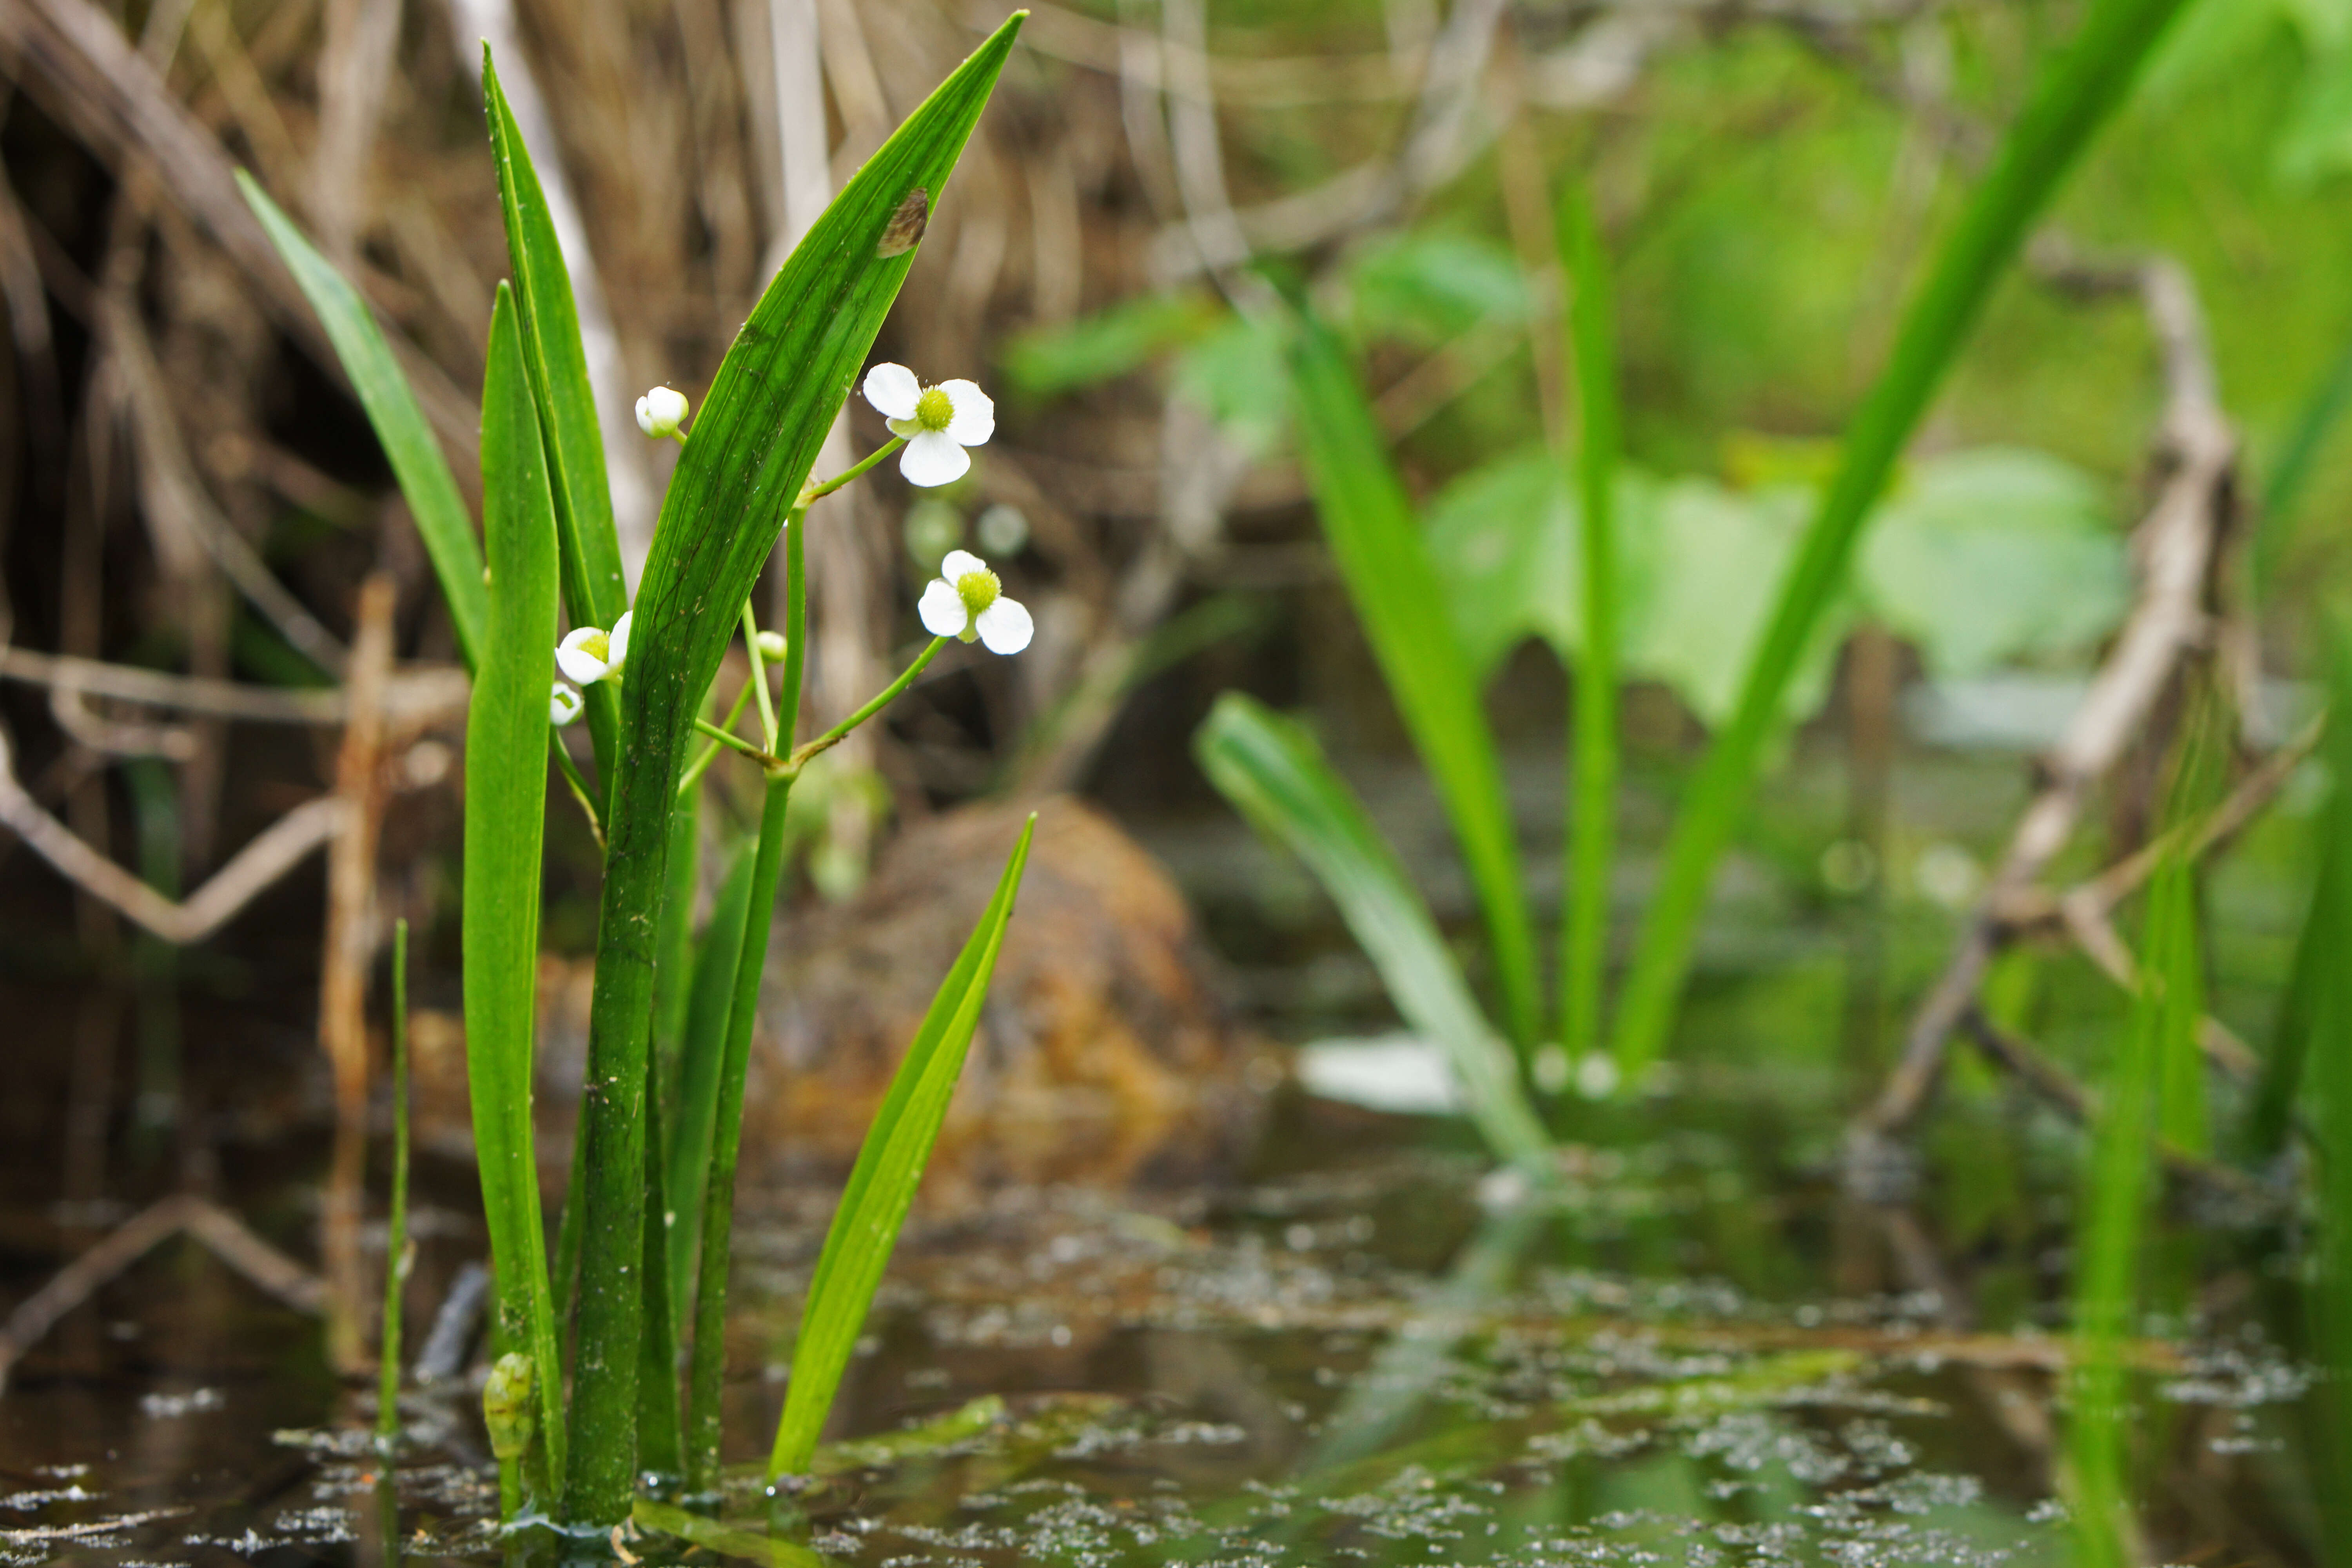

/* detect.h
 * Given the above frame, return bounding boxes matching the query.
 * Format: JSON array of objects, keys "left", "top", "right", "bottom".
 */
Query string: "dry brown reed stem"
[
  {"left": 316, "top": 574, "right": 396, "bottom": 1372},
  {"left": 0, "top": 647, "right": 467, "bottom": 723},
  {"left": 1958, "top": 1007, "right": 2267, "bottom": 1203},
  {"left": 0, "top": 725, "right": 347, "bottom": 942},
  {"left": 0, "top": 1193, "right": 326, "bottom": 1394},
  {"left": 1849, "top": 252, "right": 2239, "bottom": 1180},
  {"left": 0, "top": 0, "right": 481, "bottom": 464}
]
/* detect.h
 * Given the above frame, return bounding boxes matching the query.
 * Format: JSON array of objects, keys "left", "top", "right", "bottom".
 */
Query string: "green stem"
[
  {"left": 804, "top": 437, "right": 903, "bottom": 503},
  {"left": 551, "top": 730, "right": 605, "bottom": 848},
  {"left": 1557, "top": 180, "right": 1619, "bottom": 1073},
  {"left": 785, "top": 638, "right": 946, "bottom": 775},
  {"left": 693, "top": 717, "right": 773, "bottom": 762},
  {"left": 742, "top": 603, "right": 779, "bottom": 751},
  {"left": 634, "top": 1045, "right": 684, "bottom": 1482},
  {"left": 679, "top": 680, "right": 757, "bottom": 799},
  {"left": 685, "top": 510, "right": 807, "bottom": 1495},
  {"left": 1607, "top": 0, "right": 2199, "bottom": 1080},
  {"left": 377, "top": 919, "right": 412, "bottom": 1455}
]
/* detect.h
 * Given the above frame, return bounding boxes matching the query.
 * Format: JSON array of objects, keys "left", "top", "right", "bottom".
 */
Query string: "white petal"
[
  {"left": 975, "top": 596, "right": 1033, "bottom": 655},
  {"left": 862, "top": 363, "right": 920, "bottom": 420},
  {"left": 937, "top": 379, "right": 995, "bottom": 446},
  {"left": 556, "top": 626, "right": 610, "bottom": 685},
  {"left": 609, "top": 611, "right": 633, "bottom": 670},
  {"left": 635, "top": 395, "right": 659, "bottom": 437},
  {"left": 939, "top": 550, "right": 987, "bottom": 582},
  {"left": 886, "top": 416, "right": 921, "bottom": 440},
  {"left": 550, "top": 683, "right": 584, "bottom": 725},
  {"left": 899, "top": 430, "right": 971, "bottom": 488},
  {"left": 917, "top": 578, "right": 968, "bottom": 637},
  {"left": 556, "top": 644, "right": 608, "bottom": 685}
]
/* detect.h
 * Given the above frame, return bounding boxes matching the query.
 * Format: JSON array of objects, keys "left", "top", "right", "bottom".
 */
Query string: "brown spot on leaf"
[{"left": 877, "top": 187, "right": 929, "bottom": 258}]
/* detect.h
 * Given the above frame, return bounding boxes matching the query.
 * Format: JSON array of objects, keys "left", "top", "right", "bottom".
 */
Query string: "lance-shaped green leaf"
[
  {"left": 1195, "top": 694, "right": 1550, "bottom": 1169},
  {"left": 1284, "top": 312, "right": 1541, "bottom": 1055},
  {"left": 238, "top": 172, "right": 486, "bottom": 669},
  {"left": 563, "top": 15, "right": 1025, "bottom": 1526},
  {"left": 768, "top": 817, "right": 1037, "bottom": 1478},
  {"left": 482, "top": 49, "right": 626, "bottom": 777},
  {"left": 462, "top": 282, "right": 565, "bottom": 1488}
]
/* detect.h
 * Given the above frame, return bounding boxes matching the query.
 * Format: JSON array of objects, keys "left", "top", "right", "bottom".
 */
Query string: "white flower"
[
  {"left": 916, "top": 549, "right": 1031, "bottom": 654},
  {"left": 860, "top": 363, "right": 993, "bottom": 487},
  {"left": 549, "top": 682, "right": 584, "bottom": 726},
  {"left": 556, "top": 610, "right": 632, "bottom": 685},
  {"left": 635, "top": 386, "right": 689, "bottom": 439}
]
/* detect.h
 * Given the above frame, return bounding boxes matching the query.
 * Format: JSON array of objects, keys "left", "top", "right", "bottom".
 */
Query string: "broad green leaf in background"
[
  {"left": 1195, "top": 694, "right": 1551, "bottom": 1169},
  {"left": 461, "top": 282, "right": 566, "bottom": 1490},
  {"left": 1424, "top": 450, "right": 1594, "bottom": 675},
  {"left": 1424, "top": 457, "right": 1842, "bottom": 726},
  {"left": 1172, "top": 312, "right": 1292, "bottom": 457},
  {"left": 237, "top": 172, "right": 486, "bottom": 669},
  {"left": 1633, "top": 479, "right": 1843, "bottom": 728},
  {"left": 768, "top": 817, "right": 1037, "bottom": 1478},
  {"left": 1860, "top": 447, "right": 2126, "bottom": 675},
  {"left": 484, "top": 49, "right": 628, "bottom": 781},
  {"left": 1345, "top": 229, "right": 1533, "bottom": 347},
  {"left": 1000, "top": 290, "right": 1222, "bottom": 399},
  {"left": 564, "top": 15, "right": 1024, "bottom": 1526},
  {"left": 1286, "top": 312, "right": 1543, "bottom": 1054},
  {"left": 1430, "top": 445, "right": 2123, "bottom": 720}
]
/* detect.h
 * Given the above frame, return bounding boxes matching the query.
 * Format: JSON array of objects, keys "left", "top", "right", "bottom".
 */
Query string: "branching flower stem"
[
  {"left": 802, "top": 438, "right": 903, "bottom": 506},
  {"left": 742, "top": 603, "right": 780, "bottom": 750},
  {"left": 677, "top": 679, "right": 757, "bottom": 799},
  {"left": 784, "top": 638, "right": 945, "bottom": 776},
  {"left": 550, "top": 732, "right": 605, "bottom": 849}
]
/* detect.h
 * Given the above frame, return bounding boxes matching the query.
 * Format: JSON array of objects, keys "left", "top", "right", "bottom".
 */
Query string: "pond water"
[
  {"left": 0, "top": 1070, "right": 2315, "bottom": 1567},
  {"left": 0, "top": 741, "right": 2324, "bottom": 1564}
]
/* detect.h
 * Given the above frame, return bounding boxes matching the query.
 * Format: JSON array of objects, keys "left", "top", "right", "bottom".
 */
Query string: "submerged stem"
[{"left": 377, "top": 919, "right": 411, "bottom": 1456}]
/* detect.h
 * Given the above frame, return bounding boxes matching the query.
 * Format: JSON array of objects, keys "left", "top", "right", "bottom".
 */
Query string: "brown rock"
[{"left": 743, "top": 795, "right": 1265, "bottom": 1197}]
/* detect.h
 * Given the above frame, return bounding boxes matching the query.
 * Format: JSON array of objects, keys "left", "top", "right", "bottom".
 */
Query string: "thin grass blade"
[
  {"left": 1555, "top": 175, "right": 1621, "bottom": 1065},
  {"left": 1285, "top": 312, "right": 1541, "bottom": 1053},
  {"left": 766, "top": 817, "right": 1037, "bottom": 1478},
  {"left": 1609, "top": 0, "right": 2205, "bottom": 1078},
  {"left": 236, "top": 172, "right": 486, "bottom": 670},
  {"left": 2307, "top": 622, "right": 2352, "bottom": 1558},
  {"left": 1194, "top": 693, "right": 1550, "bottom": 1168},
  {"left": 463, "top": 282, "right": 566, "bottom": 1488}
]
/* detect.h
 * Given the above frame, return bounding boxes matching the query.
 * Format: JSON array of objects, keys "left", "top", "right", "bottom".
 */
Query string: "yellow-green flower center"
[
  {"left": 915, "top": 386, "right": 956, "bottom": 432},
  {"left": 577, "top": 630, "right": 611, "bottom": 664},
  {"left": 954, "top": 568, "right": 1001, "bottom": 640}
]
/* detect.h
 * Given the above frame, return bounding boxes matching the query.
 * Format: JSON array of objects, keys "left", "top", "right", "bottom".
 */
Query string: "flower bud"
[
  {"left": 482, "top": 1352, "right": 536, "bottom": 1462},
  {"left": 755, "top": 630, "right": 788, "bottom": 662},
  {"left": 635, "top": 385, "right": 689, "bottom": 439}
]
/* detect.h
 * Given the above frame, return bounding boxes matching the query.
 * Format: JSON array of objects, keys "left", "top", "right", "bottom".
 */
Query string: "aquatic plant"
[
  {"left": 239, "top": 11, "right": 1034, "bottom": 1542},
  {"left": 1198, "top": 0, "right": 2204, "bottom": 1146}
]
